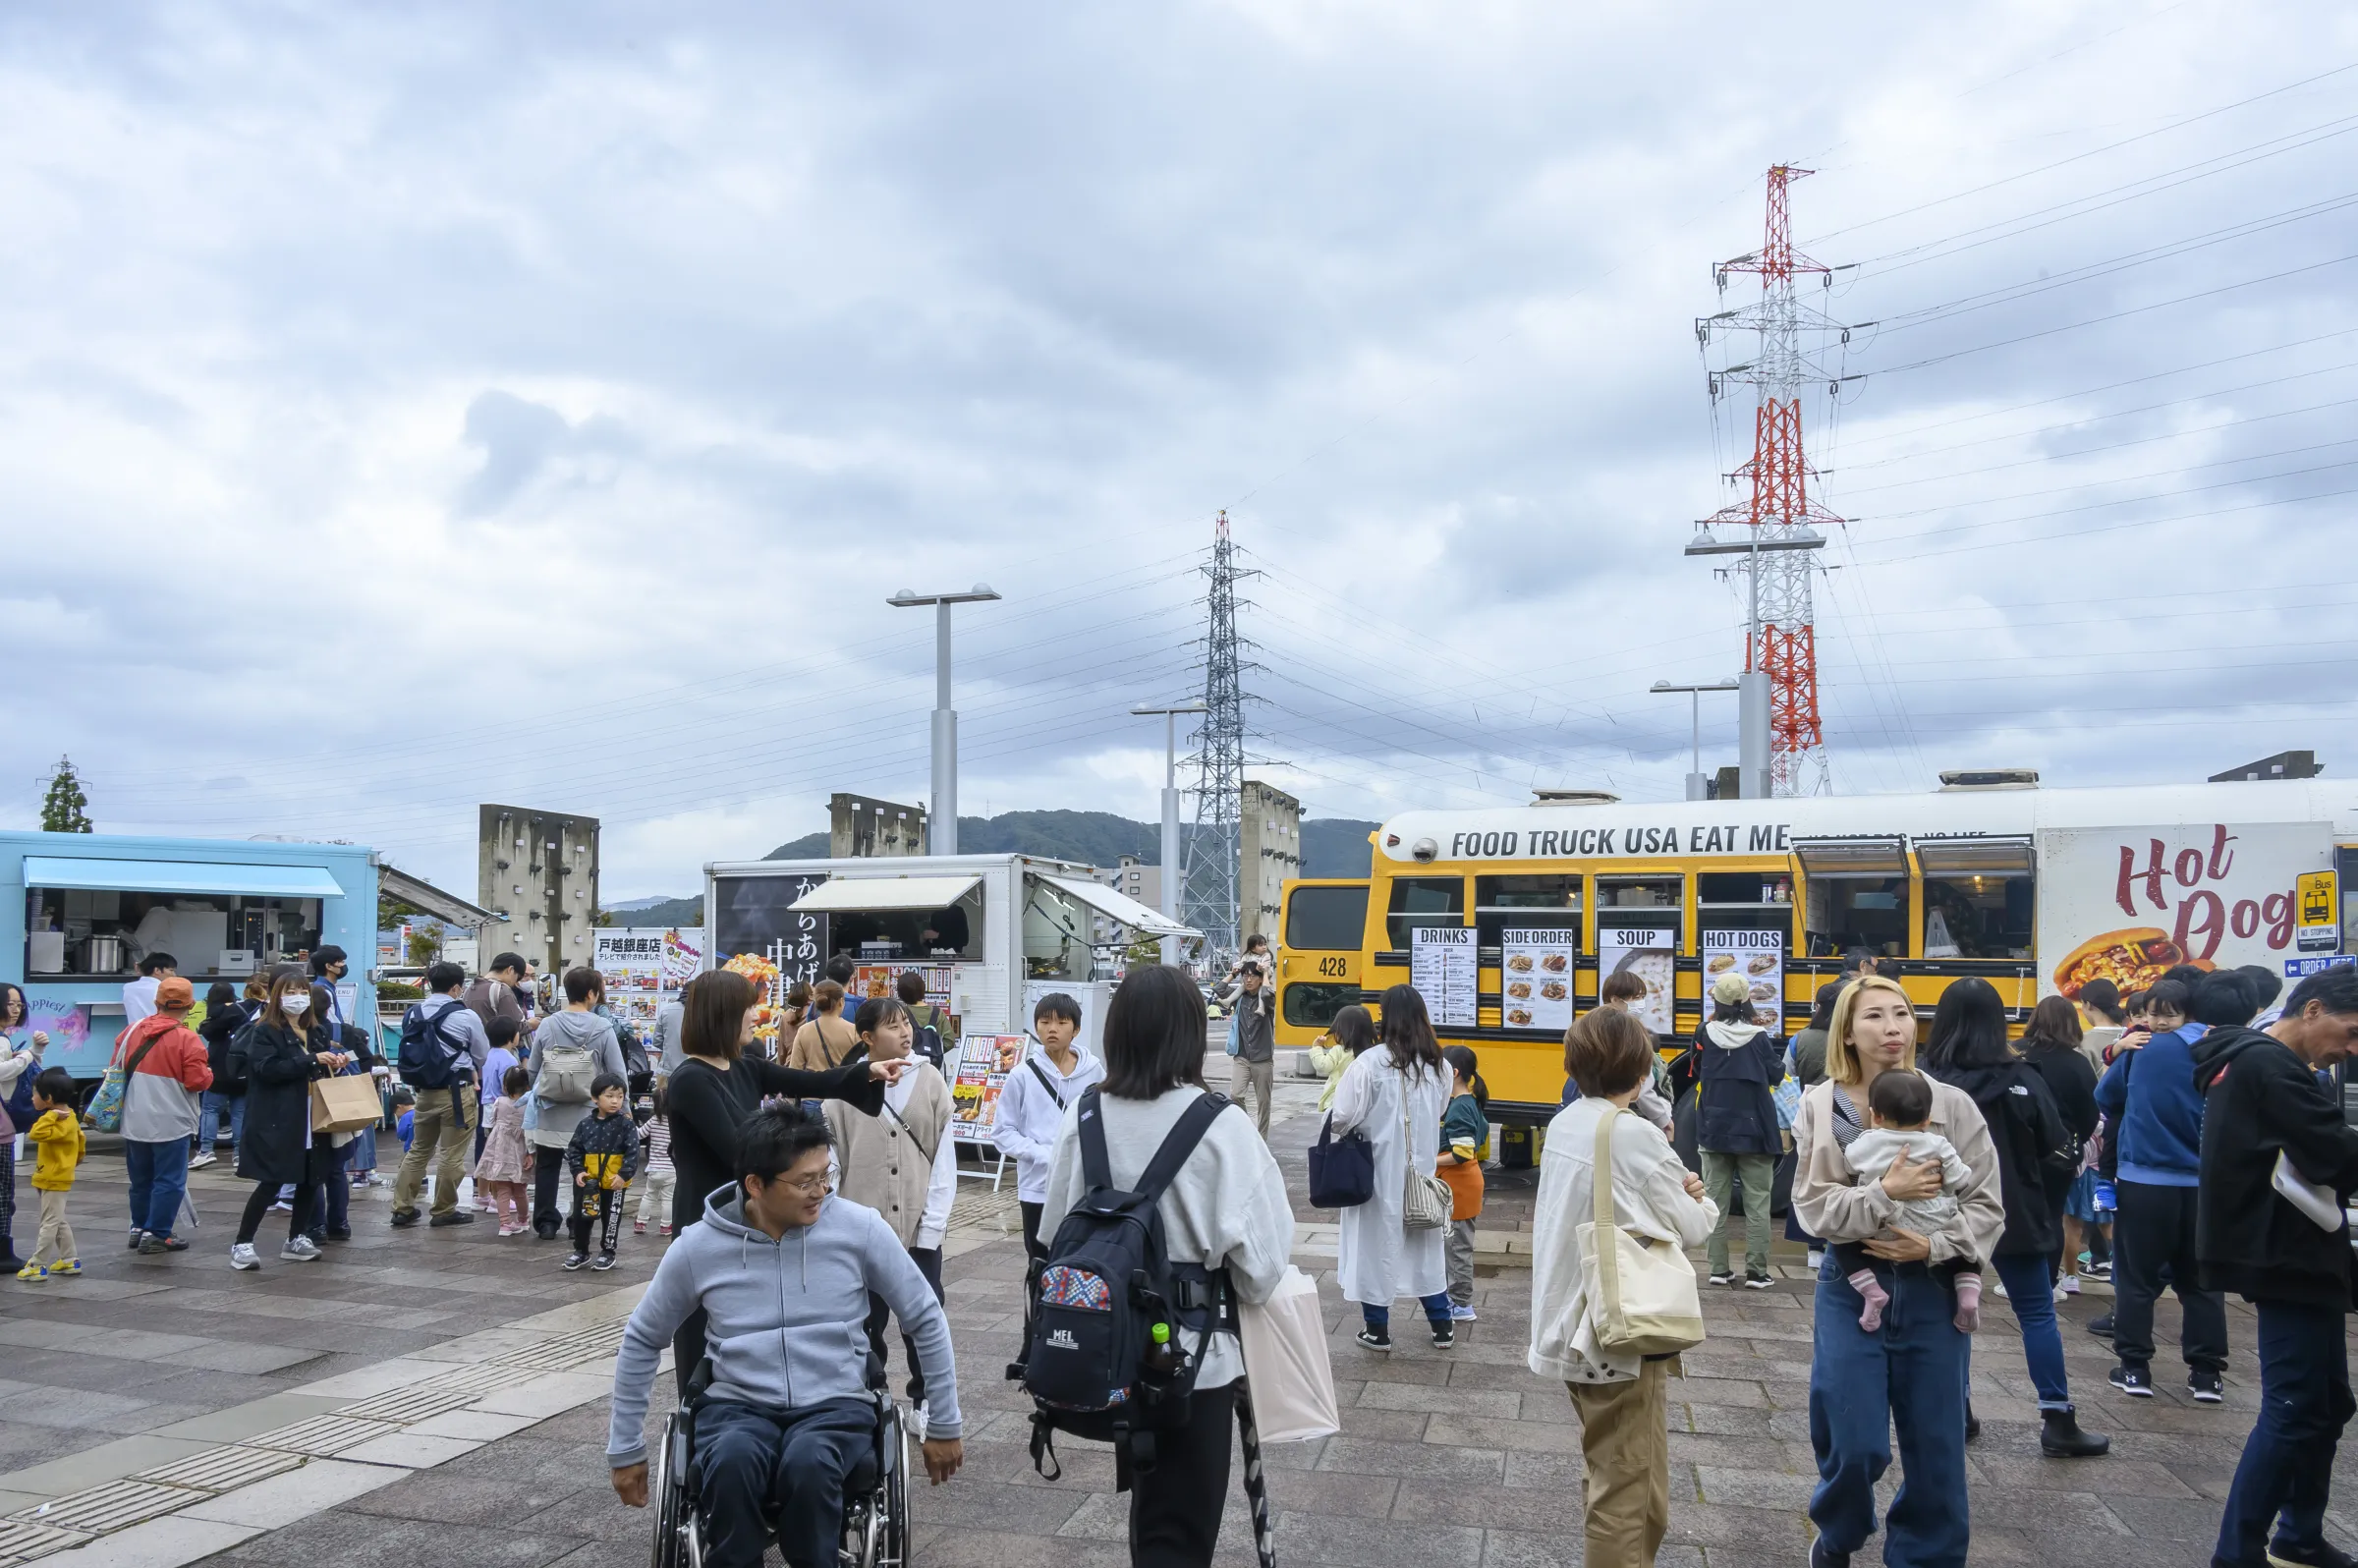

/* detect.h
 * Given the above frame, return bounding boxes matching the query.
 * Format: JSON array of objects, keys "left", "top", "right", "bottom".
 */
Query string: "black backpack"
[
  {"left": 1010, "top": 1088, "right": 1234, "bottom": 1478},
  {"left": 911, "top": 1012, "right": 945, "bottom": 1072},
  {"left": 398, "top": 999, "right": 473, "bottom": 1092},
  {"left": 219, "top": 1012, "right": 259, "bottom": 1096}
]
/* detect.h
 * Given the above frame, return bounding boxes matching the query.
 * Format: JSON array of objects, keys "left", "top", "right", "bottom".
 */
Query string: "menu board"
[
  {"left": 1702, "top": 927, "right": 1785, "bottom": 1036},
  {"left": 1498, "top": 928, "right": 1578, "bottom": 1034},
  {"left": 948, "top": 1034, "right": 1027, "bottom": 1143},
  {"left": 1409, "top": 925, "right": 1478, "bottom": 1028},
  {"left": 850, "top": 963, "right": 955, "bottom": 1013},
  {"left": 1598, "top": 925, "right": 1678, "bottom": 1036},
  {"left": 595, "top": 927, "right": 708, "bottom": 1039}
]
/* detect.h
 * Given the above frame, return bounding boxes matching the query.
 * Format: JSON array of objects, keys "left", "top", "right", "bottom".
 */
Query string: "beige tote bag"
[
  {"left": 1237, "top": 1265, "right": 1341, "bottom": 1442},
  {"left": 1578, "top": 1110, "right": 1707, "bottom": 1357},
  {"left": 1400, "top": 1084, "right": 1452, "bottom": 1232}
]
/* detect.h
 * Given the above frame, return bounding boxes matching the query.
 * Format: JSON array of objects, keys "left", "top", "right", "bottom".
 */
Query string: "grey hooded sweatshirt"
[
  {"left": 606, "top": 1185, "right": 961, "bottom": 1467},
  {"left": 528, "top": 1008, "right": 629, "bottom": 1150}
]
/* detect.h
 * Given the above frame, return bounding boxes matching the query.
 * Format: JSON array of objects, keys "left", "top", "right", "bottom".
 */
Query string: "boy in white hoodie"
[{"left": 991, "top": 993, "right": 1104, "bottom": 1259}]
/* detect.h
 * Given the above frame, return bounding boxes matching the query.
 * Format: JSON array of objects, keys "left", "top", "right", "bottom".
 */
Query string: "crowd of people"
[{"left": 5, "top": 934, "right": 2356, "bottom": 1568}]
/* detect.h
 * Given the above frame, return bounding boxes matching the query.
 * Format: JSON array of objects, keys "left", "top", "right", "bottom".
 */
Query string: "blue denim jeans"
[
  {"left": 197, "top": 1092, "right": 244, "bottom": 1151},
  {"left": 1991, "top": 1251, "right": 2073, "bottom": 1411},
  {"left": 2216, "top": 1300, "right": 2356, "bottom": 1565},
  {"left": 1362, "top": 1295, "right": 1453, "bottom": 1334},
  {"left": 125, "top": 1139, "right": 190, "bottom": 1241},
  {"left": 1809, "top": 1258, "right": 1971, "bottom": 1567},
  {"left": 694, "top": 1397, "right": 874, "bottom": 1568}
]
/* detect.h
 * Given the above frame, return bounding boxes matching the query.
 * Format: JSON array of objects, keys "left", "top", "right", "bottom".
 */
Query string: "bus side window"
[
  {"left": 1385, "top": 877, "right": 1464, "bottom": 949},
  {"left": 1286, "top": 885, "right": 1369, "bottom": 951},
  {"left": 1804, "top": 877, "right": 1907, "bottom": 960}
]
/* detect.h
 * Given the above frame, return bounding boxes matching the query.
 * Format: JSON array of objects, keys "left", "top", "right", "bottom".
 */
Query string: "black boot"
[
  {"left": 1963, "top": 1402, "right": 1980, "bottom": 1441},
  {"left": 2040, "top": 1406, "right": 2110, "bottom": 1458}
]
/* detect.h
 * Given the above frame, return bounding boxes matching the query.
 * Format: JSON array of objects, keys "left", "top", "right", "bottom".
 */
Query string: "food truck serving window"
[
  {"left": 25, "top": 866, "right": 337, "bottom": 981},
  {"left": 1286, "top": 885, "right": 1370, "bottom": 951},
  {"left": 1792, "top": 836, "right": 1910, "bottom": 961},
  {"left": 1475, "top": 874, "right": 1582, "bottom": 947},
  {"left": 1915, "top": 837, "right": 2035, "bottom": 961},
  {"left": 1385, "top": 878, "right": 1465, "bottom": 950}
]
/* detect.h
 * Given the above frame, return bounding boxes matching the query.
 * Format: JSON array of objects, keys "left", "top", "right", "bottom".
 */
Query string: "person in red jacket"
[{"left": 115, "top": 978, "right": 213, "bottom": 1254}]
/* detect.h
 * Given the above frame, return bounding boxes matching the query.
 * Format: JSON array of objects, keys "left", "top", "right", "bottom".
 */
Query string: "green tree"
[{"left": 39, "top": 756, "right": 91, "bottom": 833}]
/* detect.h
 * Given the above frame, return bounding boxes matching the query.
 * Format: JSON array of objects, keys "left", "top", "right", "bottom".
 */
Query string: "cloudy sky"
[{"left": 6, "top": 2, "right": 2356, "bottom": 899}]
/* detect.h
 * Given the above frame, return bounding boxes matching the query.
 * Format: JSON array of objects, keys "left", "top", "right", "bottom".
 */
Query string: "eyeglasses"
[{"left": 770, "top": 1174, "right": 832, "bottom": 1197}]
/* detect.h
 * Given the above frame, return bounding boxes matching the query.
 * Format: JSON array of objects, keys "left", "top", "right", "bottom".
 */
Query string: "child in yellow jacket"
[{"left": 23, "top": 1068, "right": 84, "bottom": 1279}]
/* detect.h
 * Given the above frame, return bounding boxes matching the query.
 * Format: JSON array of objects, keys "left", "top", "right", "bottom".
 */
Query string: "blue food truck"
[{"left": 0, "top": 831, "right": 379, "bottom": 1082}]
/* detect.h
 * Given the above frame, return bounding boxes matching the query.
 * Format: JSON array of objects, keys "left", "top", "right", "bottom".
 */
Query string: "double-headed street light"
[
  {"left": 1131, "top": 699, "right": 1207, "bottom": 966},
  {"left": 1651, "top": 679, "right": 1740, "bottom": 801},
  {"left": 888, "top": 585, "right": 1002, "bottom": 855}
]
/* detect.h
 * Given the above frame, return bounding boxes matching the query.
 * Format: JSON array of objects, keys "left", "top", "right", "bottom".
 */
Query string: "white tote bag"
[
  {"left": 1237, "top": 1265, "right": 1341, "bottom": 1442},
  {"left": 1577, "top": 1111, "right": 1707, "bottom": 1357},
  {"left": 1401, "top": 1085, "right": 1452, "bottom": 1232}
]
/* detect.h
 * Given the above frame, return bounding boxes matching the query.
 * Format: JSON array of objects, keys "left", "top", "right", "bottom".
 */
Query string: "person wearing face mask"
[{"left": 229, "top": 968, "right": 351, "bottom": 1270}]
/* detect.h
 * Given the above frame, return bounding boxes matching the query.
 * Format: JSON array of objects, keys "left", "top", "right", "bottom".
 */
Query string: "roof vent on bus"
[
  {"left": 1533, "top": 789, "right": 1621, "bottom": 807},
  {"left": 1937, "top": 768, "right": 2040, "bottom": 792}
]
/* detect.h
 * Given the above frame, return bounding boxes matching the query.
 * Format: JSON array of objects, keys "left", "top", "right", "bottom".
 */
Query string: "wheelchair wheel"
[
  {"left": 880, "top": 1406, "right": 910, "bottom": 1568},
  {"left": 650, "top": 1412, "right": 700, "bottom": 1568}
]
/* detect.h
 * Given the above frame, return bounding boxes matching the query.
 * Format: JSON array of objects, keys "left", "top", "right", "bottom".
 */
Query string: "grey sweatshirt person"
[
  {"left": 529, "top": 1008, "right": 629, "bottom": 1150},
  {"left": 606, "top": 1185, "right": 961, "bottom": 1468}
]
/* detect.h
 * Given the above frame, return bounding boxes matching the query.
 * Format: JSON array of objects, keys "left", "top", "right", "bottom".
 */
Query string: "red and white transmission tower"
[{"left": 1690, "top": 165, "right": 1851, "bottom": 796}]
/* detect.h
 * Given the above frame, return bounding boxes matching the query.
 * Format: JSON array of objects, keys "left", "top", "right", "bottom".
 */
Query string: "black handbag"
[{"left": 1306, "top": 1111, "right": 1376, "bottom": 1208}]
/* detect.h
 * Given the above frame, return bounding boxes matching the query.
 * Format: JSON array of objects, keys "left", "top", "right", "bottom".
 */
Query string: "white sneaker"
[
  {"left": 230, "top": 1243, "right": 260, "bottom": 1271},
  {"left": 2054, "top": 1274, "right": 2081, "bottom": 1300},
  {"left": 189, "top": 1152, "right": 215, "bottom": 1170},
  {"left": 280, "top": 1236, "right": 321, "bottom": 1261}
]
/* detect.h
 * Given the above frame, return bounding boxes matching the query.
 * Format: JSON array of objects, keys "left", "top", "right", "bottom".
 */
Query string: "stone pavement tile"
[
  {"left": 1482, "top": 1531, "right": 1702, "bottom": 1568},
  {"left": 909, "top": 1524, "right": 1147, "bottom": 1567},
  {"left": 1969, "top": 1453, "right": 2201, "bottom": 1497},
  {"left": 46, "top": 1512, "right": 260, "bottom": 1568},
  {"left": 470, "top": 1372, "right": 612, "bottom": 1421},
  {"left": 1327, "top": 1407, "right": 1432, "bottom": 1442},
  {"left": 340, "top": 1466, "right": 604, "bottom": 1529},
  {"left": 1260, "top": 1466, "right": 1399, "bottom": 1519},
  {"left": 336, "top": 1429, "right": 484, "bottom": 1469},
  {"left": 155, "top": 1343, "right": 323, "bottom": 1376},
  {"left": 1666, "top": 1429, "right": 1815, "bottom": 1473},
  {"left": 1336, "top": 1351, "right": 1454, "bottom": 1386},
  {"left": 150, "top": 1393, "right": 349, "bottom": 1445},
  {"left": 404, "top": 1408, "right": 547, "bottom": 1442},
  {"left": 1677, "top": 1400, "right": 1778, "bottom": 1437},
  {"left": 177, "top": 1458, "right": 405, "bottom": 1530},
  {"left": 197, "top": 1506, "right": 591, "bottom": 1568},
  {"left": 2110, "top": 1492, "right": 2245, "bottom": 1543},
  {"left": 899, "top": 1471, "right": 1093, "bottom": 1536},
  {"left": 1319, "top": 1434, "right": 1503, "bottom": 1484},
  {"left": 1391, "top": 1477, "right": 1631, "bottom": 1533},
  {"left": 1355, "top": 1381, "right": 1519, "bottom": 1419},
  {"left": 2161, "top": 1460, "right": 2235, "bottom": 1502},
  {"left": 1659, "top": 1499, "right": 1813, "bottom": 1551},
  {"left": 1692, "top": 1462, "right": 1819, "bottom": 1511},
  {"left": 1263, "top": 1508, "right": 1484, "bottom": 1566},
  {"left": 1426, "top": 1413, "right": 1581, "bottom": 1456}
]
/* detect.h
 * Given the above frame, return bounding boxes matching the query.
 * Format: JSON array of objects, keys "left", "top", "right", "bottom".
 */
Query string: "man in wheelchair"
[{"left": 608, "top": 1104, "right": 964, "bottom": 1568}]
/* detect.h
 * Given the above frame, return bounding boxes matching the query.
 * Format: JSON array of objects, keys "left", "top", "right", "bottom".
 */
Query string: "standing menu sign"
[
  {"left": 1598, "top": 925, "right": 1678, "bottom": 1037},
  {"left": 1409, "top": 925, "right": 1478, "bottom": 1029},
  {"left": 1499, "top": 929, "right": 1578, "bottom": 1034},
  {"left": 1702, "top": 928, "right": 1785, "bottom": 1036},
  {"left": 948, "top": 1034, "right": 1027, "bottom": 1145},
  {"left": 595, "top": 927, "right": 709, "bottom": 1040}
]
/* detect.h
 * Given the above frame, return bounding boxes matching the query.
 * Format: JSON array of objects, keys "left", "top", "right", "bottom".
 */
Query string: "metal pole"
[
  {"left": 932, "top": 601, "right": 957, "bottom": 856},
  {"left": 1160, "top": 711, "right": 1183, "bottom": 967},
  {"left": 1739, "top": 539, "right": 1770, "bottom": 800}
]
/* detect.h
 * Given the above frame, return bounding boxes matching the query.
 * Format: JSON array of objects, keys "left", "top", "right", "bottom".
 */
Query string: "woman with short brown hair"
[{"left": 1530, "top": 1005, "right": 1718, "bottom": 1568}]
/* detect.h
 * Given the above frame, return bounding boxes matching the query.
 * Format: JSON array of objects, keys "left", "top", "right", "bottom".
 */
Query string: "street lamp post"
[
  {"left": 1131, "top": 700, "right": 1207, "bottom": 966},
  {"left": 888, "top": 585, "right": 1002, "bottom": 855},
  {"left": 1651, "top": 679, "right": 1740, "bottom": 801}
]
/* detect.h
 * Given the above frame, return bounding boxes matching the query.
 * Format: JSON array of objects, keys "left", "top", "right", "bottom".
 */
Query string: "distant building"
[
  {"left": 477, "top": 805, "right": 599, "bottom": 977},
  {"left": 1114, "top": 856, "right": 1162, "bottom": 912},
  {"left": 1240, "top": 779, "right": 1302, "bottom": 948},
  {"left": 829, "top": 794, "right": 929, "bottom": 858}
]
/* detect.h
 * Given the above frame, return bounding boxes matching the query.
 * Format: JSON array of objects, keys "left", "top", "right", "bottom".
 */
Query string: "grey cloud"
[{"left": 457, "top": 389, "right": 572, "bottom": 517}]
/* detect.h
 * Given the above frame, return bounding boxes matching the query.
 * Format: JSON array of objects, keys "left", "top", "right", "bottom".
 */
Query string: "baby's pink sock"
[
  {"left": 1850, "top": 1269, "right": 1890, "bottom": 1332},
  {"left": 1952, "top": 1272, "right": 1982, "bottom": 1333}
]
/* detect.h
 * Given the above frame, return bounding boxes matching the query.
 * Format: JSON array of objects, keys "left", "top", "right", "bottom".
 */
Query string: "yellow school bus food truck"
[{"left": 1273, "top": 773, "right": 2358, "bottom": 1126}]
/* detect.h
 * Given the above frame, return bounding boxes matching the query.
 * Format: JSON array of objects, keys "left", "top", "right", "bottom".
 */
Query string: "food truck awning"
[
  {"left": 24, "top": 857, "right": 346, "bottom": 899},
  {"left": 378, "top": 865, "right": 501, "bottom": 930},
  {"left": 1040, "top": 875, "right": 1199, "bottom": 938},
  {"left": 1912, "top": 835, "right": 2036, "bottom": 878},
  {"left": 1788, "top": 836, "right": 1910, "bottom": 880},
  {"left": 787, "top": 874, "right": 983, "bottom": 914}
]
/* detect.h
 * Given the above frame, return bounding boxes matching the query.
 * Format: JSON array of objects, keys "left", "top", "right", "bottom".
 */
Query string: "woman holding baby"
[{"left": 1790, "top": 975, "right": 2005, "bottom": 1568}]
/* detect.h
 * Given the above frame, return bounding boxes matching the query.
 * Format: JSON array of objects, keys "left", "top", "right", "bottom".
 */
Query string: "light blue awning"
[{"left": 24, "top": 857, "right": 347, "bottom": 899}]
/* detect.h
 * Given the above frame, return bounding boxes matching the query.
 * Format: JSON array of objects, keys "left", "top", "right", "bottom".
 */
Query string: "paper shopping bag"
[
  {"left": 310, "top": 1075, "right": 381, "bottom": 1136},
  {"left": 1237, "top": 1264, "right": 1340, "bottom": 1443}
]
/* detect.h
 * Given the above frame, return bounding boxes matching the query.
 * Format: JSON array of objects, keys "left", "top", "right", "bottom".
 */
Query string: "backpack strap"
[
  {"left": 1028, "top": 1057, "right": 1067, "bottom": 1110},
  {"left": 1077, "top": 1087, "right": 1113, "bottom": 1193},
  {"left": 1132, "top": 1092, "right": 1233, "bottom": 1205}
]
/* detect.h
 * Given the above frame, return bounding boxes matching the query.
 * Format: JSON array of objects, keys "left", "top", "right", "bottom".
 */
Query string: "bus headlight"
[{"left": 1411, "top": 837, "right": 1438, "bottom": 864}]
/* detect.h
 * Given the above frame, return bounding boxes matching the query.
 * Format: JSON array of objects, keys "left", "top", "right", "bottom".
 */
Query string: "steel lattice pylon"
[
  {"left": 1181, "top": 510, "right": 1254, "bottom": 969},
  {"left": 1696, "top": 166, "right": 1851, "bottom": 796}
]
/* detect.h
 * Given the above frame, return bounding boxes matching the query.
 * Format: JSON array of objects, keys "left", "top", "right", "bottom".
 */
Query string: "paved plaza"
[{"left": 0, "top": 1064, "right": 2335, "bottom": 1568}]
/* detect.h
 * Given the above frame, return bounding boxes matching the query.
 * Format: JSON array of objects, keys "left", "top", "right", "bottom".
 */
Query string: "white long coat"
[{"left": 1328, "top": 1049, "right": 1447, "bottom": 1305}]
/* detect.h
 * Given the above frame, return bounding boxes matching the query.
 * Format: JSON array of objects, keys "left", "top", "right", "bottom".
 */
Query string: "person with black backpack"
[
  {"left": 1028, "top": 965, "right": 1294, "bottom": 1568},
  {"left": 897, "top": 969, "right": 950, "bottom": 1071},
  {"left": 1919, "top": 978, "right": 2108, "bottom": 1459},
  {"left": 390, "top": 962, "right": 491, "bottom": 1229},
  {"left": 992, "top": 992, "right": 1104, "bottom": 1258}
]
